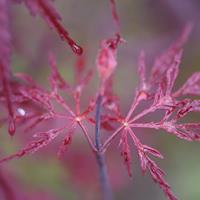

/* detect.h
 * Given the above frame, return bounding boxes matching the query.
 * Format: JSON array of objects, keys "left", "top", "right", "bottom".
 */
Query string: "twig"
[{"left": 95, "top": 95, "right": 113, "bottom": 200}]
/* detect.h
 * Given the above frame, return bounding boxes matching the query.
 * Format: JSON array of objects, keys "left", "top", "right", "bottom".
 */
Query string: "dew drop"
[
  {"left": 17, "top": 107, "right": 26, "bottom": 116},
  {"left": 37, "top": 0, "right": 83, "bottom": 56},
  {"left": 8, "top": 119, "right": 16, "bottom": 136},
  {"left": 71, "top": 44, "right": 83, "bottom": 56}
]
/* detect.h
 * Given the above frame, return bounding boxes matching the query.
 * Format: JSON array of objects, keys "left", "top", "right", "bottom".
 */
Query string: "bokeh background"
[{"left": 1, "top": 0, "right": 200, "bottom": 199}]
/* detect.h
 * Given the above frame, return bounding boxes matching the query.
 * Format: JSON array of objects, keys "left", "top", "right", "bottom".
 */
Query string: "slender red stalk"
[
  {"left": 0, "top": 63, "right": 15, "bottom": 136},
  {"left": 109, "top": 0, "right": 120, "bottom": 31},
  {"left": 37, "top": 0, "right": 83, "bottom": 55}
]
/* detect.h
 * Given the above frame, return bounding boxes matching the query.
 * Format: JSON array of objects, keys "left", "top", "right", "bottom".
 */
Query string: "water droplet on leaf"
[{"left": 8, "top": 119, "right": 16, "bottom": 136}]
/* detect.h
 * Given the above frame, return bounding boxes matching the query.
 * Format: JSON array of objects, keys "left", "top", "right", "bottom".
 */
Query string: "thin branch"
[
  {"left": 129, "top": 122, "right": 159, "bottom": 129},
  {"left": 95, "top": 95, "right": 113, "bottom": 200},
  {"left": 77, "top": 121, "right": 97, "bottom": 151},
  {"left": 129, "top": 106, "right": 156, "bottom": 123},
  {"left": 101, "top": 125, "right": 124, "bottom": 152}
]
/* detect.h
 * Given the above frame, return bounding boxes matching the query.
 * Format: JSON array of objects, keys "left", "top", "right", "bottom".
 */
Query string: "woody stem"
[{"left": 95, "top": 94, "right": 113, "bottom": 200}]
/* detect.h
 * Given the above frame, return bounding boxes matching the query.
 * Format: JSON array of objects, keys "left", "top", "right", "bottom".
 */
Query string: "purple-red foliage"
[
  {"left": 12, "top": 0, "right": 83, "bottom": 55},
  {"left": 0, "top": 0, "right": 16, "bottom": 136},
  {"left": 0, "top": 1, "right": 200, "bottom": 200}
]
